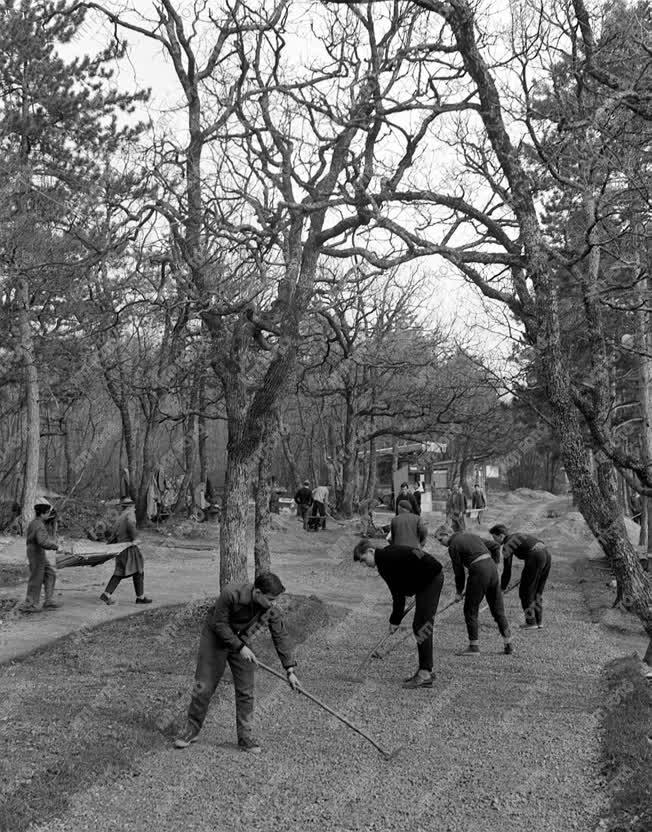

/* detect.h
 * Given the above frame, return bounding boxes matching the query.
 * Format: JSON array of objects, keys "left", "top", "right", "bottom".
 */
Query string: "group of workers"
[
  {"left": 173, "top": 482, "right": 552, "bottom": 750},
  {"left": 18, "top": 496, "right": 152, "bottom": 613},
  {"left": 293, "top": 481, "right": 330, "bottom": 531},
  {"left": 17, "top": 481, "right": 552, "bottom": 754}
]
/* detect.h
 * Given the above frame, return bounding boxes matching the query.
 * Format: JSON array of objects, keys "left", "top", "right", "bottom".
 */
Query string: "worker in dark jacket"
[
  {"left": 20, "top": 501, "right": 60, "bottom": 612},
  {"left": 450, "top": 485, "right": 467, "bottom": 531},
  {"left": 100, "top": 498, "right": 151, "bottom": 605},
  {"left": 394, "top": 482, "right": 420, "bottom": 515},
  {"left": 471, "top": 484, "right": 487, "bottom": 525},
  {"left": 354, "top": 539, "right": 444, "bottom": 688},
  {"left": 175, "top": 572, "right": 300, "bottom": 752},
  {"left": 434, "top": 525, "right": 512, "bottom": 655},
  {"left": 490, "top": 524, "right": 552, "bottom": 630},
  {"left": 390, "top": 501, "right": 428, "bottom": 549},
  {"left": 294, "top": 480, "right": 313, "bottom": 528}
]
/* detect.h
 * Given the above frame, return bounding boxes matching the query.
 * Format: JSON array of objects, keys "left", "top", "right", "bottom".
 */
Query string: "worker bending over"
[
  {"left": 490, "top": 524, "right": 552, "bottom": 630},
  {"left": 434, "top": 525, "right": 512, "bottom": 656},
  {"left": 354, "top": 540, "right": 444, "bottom": 688}
]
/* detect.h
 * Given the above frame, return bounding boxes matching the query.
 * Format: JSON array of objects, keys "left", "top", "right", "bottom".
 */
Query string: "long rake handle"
[
  {"left": 257, "top": 660, "right": 393, "bottom": 758},
  {"left": 376, "top": 594, "right": 460, "bottom": 659},
  {"left": 355, "top": 599, "right": 417, "bottom": 673},
  {"left": 478, "top": 579, "right": 521, "bottom": 614}
]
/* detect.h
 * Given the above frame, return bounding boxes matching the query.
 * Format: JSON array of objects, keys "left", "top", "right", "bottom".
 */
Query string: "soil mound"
[{"left": 513, "top": 487, "right": 557, "bottom": 500}]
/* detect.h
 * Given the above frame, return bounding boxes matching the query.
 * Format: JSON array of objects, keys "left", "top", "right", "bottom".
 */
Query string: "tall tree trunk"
[
  {"left": 254, "top": 444, "right": 273, "bottom": 577},
  {"left": 364, "top": 436, "right": 378, "bottom": 501},
  {"left": 279, "top": 419, "right": 300, "bottom": 490},
  {"left": 198, "top": 372, "right": 208, "bottom": 484},
  {"left": 18, "top": 278, "right": 39, "bottom": 525},
  {"left": 136, "top": 407, "right": 157, "bottom": 525},
  {"left": 173, "top": 401, "right": 198, "bottom": 514},
  {"left": 339, "top": 397, "right": 357, "bottom": 517}
]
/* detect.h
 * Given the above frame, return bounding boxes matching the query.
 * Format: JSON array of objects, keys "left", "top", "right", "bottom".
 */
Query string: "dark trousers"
[
  {"left": 452, "top": 512, "right": 466, "bottom": 532},
  {"left": 26, "top": 550, "right": 56, "bottom": 606},
  {"left": 464, "top": 559, "right": 510, "bottom": 642},
  {"left": 187, "top": 621, "right": 255, "bottom": 741},
  {"left": 309, "top": 501, "right": 326, "bottom": 530},
  {"left": 412, "top": 572, "right": 444, "bottom": 671},
  {"left": 519, "top": 548, "right": 552, "bottom": 625},
  {"left": 297, "top": 503, "right": 311, "bottom": 528},
  {"left": 105, "top": 572, "right": 144, "bottom": 597}
]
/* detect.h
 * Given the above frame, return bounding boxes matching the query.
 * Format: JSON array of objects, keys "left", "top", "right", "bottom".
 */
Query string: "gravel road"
[{"left": 26, "top": 493, "right": 649, "bottom": 832}]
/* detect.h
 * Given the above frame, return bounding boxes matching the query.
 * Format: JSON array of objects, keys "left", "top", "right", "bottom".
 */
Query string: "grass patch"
[
  {"left": 0, "top": 562, "right": 28, "bottom": 589},
  {"left": 0, "top": 593, "right": 340, "bottom": 832},
  {"left": 600, "top": 655, "right": 651, "bottom": 832}
]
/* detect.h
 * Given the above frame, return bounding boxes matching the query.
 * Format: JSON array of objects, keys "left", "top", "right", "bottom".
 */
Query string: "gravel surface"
[{"left": 16, "top": 495, "right": 651, "bottom": 831}]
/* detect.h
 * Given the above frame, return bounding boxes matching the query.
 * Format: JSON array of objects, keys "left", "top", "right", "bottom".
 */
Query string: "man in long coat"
[{"left": 100, "top": 499, "right": 152, "bottom": 605}]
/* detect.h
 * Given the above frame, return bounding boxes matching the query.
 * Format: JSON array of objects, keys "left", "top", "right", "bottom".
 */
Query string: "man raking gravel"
[
  {"left": 174, "top": 572, "right": 300, "bottom": 753},
  {"left": 490, "top": 524, "right": 552, "bottom": 630},
  {"left": 434, "top": 525, "right": 513, "bottom": 656},
  {"left": 353, "top": 539, "right": 444, "bottom": 688}
]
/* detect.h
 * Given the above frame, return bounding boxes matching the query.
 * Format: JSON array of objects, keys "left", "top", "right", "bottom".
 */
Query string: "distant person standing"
[
  {"left": 471, "top": 484, "right": 487, "bottom": 525},
  {"left": 20, "top": 500, "right": 61, "bottom": 613},
  {"left": 309, "top": 484, "right": 329, "bottom": 531},
  {"left": 629, "top": 492, "right": 642, "bottom": 525},
  {"left": 413, "top": 483, "right": 423, "bottom": 513},
  {"left": 394, "top": 482, "right": 420, "bottom": 516},
  {"left": 450, "top": 485, "right": 467, "bottom": 531},
  {"left": 445, "top": 487, "right": 455, "bottom": 523},
  {"left": 490, "top": 524, "right": 552, "bottom": 630},
  {"left": 294, "top": 480, "right": 313, "bottom": 528},
  {"left": 100, "top": 498, "right": 152, "bottom": 605},
  {"left": 390, "top": 501, "right": 429, "bottom": 549}
]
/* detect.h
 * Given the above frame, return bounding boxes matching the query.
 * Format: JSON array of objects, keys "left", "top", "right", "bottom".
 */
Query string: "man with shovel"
[
  {"left": 174, "top": 571, "right": 300, "bottom": 753},
  {"left": 353, "top": 540, "right": 444, "bottom": 688}
]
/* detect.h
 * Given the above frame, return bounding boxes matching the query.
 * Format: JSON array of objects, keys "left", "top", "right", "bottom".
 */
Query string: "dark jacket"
[
  {"left": 471, "top": 489, "right": 486, "bottom": 509},
  {"left": 450, "top": 492, "right": 467, "bottom": 515},
  {"left": 26, "top": 517, "right": 58, "bottom": 559},
  {"left": 446, "top": 532, "right": 493, "bottom": 594},
  {"left": 390, "top": 509, "right": 428, "bottom": 549},
  {"left": 209, "top": 583, "right": 296, "bottom": 668},
  {"left": 375, "top": 544, "right": 443, "bottom": 625},
  {"left": 394, "top": 491, "right": 420, "bottom": 515},
  {"left": 294, "top": 486, "right": 313, "bottom": 506}
]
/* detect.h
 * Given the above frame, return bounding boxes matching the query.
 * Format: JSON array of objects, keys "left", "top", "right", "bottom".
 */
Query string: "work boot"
[
  {"left": 238, "top": 737, "right": 262, "bottom": 754},
  {"left": 174, "top": 723, "right": 200, "bottom": 749},
  {"left": 43, "top": 600, "right": 61, "bottom": 609},
  {"left": 519, "top": 623, "right": 538, "bottom": 630},
  {"left": 100, "top": 592, "right": 116, "bottom": 605},
  {"left": 402, "top": 671, "right": 433, "bottom": 689},
  {"left": 504, "top": 642, "right": 514, "bottom": 655},
  {"left": 135, "top": 596, "right": 153, "bottom": 604},
  {"left": 456, "top": 645, "right": 480, "bottom": 656},
  {"left": 19, "top": 601, "right": 42, "bottom": 614}
]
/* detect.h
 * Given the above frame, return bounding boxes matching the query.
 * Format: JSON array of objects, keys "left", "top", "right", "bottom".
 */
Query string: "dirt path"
[{"left": 16, "top": 492, "right": 648, "bottom": 832}]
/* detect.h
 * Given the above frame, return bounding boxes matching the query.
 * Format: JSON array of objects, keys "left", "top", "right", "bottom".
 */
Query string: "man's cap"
[
  {"left": 400, "top": 481, "right": 409, "bottom": 488},
  {"left": 303, "top": 480, "right": 310, "bottom": 486},
  {"left": 34, "top": 497, "right": 52, "bottom": 509},
  {"left": 398, "top": 499, "right": 412, "bottom": 511}
]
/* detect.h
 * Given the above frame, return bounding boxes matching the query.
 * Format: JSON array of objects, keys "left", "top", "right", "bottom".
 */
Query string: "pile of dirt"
[
  {"left": 502, "top": 492, "right": 526, "bottom": 504},
  {"left": 513, "top": 487, "right": 557, "bottom": 500}
]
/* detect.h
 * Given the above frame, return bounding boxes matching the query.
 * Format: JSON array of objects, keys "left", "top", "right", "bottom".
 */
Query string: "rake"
[
  {"left": 372, "top": 594, "right": 462, "bottom": 662},
  {"left": 339, "top": 600, "right": 417, "bottom": 683},
  {"left": 257, "top": 661, "right": 402, "bottom": 760}
]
